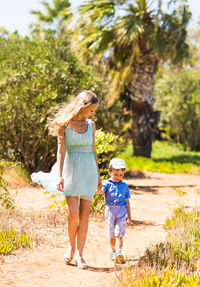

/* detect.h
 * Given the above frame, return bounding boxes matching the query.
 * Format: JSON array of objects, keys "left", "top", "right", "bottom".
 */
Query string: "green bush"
[
  {"left": 0, "top": 228, "right": 31, "bottom": 255},
  {"left": 155, "top": 69, "right": 200, "bottom": 151},
  {"left": 118, "top": 190, "right": 200, "bottom": 286},
  {"left": 139, "top": 189, "right": 200, "bottom": 272},
  {"left": 0, "top": 31, "right": 105, "bottom": 173},
  {"left": 95, "top": 129, "right": 118, "bottom": 178},
  {"left": 91, "top": 129, "right": 118, "bottom": 213},
  {"left": 0, "top": 162, "right": 15, "bottom": 209},
  {"left": 118, "top": 266, "right": 200, "bottom": 287}
]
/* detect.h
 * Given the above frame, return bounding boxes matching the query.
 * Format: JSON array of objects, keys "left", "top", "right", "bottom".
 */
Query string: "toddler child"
[{"left": 98, "top": 158, "right": 131, "bottom": 263}]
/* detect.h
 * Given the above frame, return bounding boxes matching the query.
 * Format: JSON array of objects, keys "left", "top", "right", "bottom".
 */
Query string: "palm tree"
[
  {"left": 31, "top": 0, "right": 72, "bottom": 30},
  {"left": 76, "top": 0, "right": 191, "bottom": 157}
]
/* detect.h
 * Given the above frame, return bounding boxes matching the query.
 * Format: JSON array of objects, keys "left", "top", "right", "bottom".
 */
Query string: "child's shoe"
[
  {"left": 110, "top": 250, "right": 116, "bottom": 261},
  {"left": 115, "top": 250, "right": 125, "bottom": 264}
]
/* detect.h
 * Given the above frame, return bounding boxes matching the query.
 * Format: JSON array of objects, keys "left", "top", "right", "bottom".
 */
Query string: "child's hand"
[
  {"left": 97, "top": 181, "right": 104, "bottom": 194},
  {"left": 126, "top": 217, "right": 132, "bottom": 225},
  {"left": 97, "top": 189, "right": 104, "bottom": 195}
]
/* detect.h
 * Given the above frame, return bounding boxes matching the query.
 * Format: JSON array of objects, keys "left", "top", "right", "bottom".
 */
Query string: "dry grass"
[
  {"left": 0, "top": 206, "right": 68, "bottom": 249},
  {"left": 2, "top": 163, "right": 30, "bottom": 188}
]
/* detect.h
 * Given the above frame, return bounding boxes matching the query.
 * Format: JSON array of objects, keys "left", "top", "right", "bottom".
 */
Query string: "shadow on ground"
[
  {"left": 127, "top": 219, "right": 158, "bottom": 229},
  {"left": 128, "top": 184, "right": 196, "bottom": 195},
  {"left": 66, "top": 262, "right": 124, "bottom": 273}
]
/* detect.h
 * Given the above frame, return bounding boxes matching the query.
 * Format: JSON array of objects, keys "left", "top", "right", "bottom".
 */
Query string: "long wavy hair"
[{"left": 47, "top": 90, "right": 99, "bottom": 136}]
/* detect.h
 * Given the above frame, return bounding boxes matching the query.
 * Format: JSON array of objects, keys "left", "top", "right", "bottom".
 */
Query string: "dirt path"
[{"left": 1, "top": 172, "right": 200, "bottom": 287}]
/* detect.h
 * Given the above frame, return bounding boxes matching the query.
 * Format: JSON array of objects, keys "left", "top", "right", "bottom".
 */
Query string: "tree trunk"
[
  {"left": 128, "top": 49, "right": 160, "bottom": 157},
  {"left": 131, "top": 102, "right": 160, "bottom": 157}
]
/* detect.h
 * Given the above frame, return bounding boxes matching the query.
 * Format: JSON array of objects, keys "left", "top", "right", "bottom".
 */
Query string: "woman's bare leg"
[
  {"left": 76, "top": 198, "right": 91, "bottom": 267},
  {"left": 66, "top": 196, "right": 79, "bottom": 258}
]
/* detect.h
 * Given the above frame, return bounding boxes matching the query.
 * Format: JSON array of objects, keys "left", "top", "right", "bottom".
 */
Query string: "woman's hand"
[
  {"left": 97, "top": 180, "right": 102, "bottom": 193},
  {"left": 57, "top": 176, "right": 64, "bottom": 192}
]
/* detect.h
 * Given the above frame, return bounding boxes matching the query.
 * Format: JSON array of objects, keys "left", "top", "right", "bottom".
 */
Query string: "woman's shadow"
[{"left": 66, "top": 258, "right": 139, "bottom": 273}]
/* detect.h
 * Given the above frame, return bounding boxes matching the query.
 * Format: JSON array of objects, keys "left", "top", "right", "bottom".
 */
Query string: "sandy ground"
[{"left": 1, "top": 172, "right": 200, "bottom": 287}]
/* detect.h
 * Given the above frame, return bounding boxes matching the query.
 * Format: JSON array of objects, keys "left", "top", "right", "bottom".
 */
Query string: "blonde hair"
[{"left": 47, "top": 90, "right": 99, "bottom": 136}]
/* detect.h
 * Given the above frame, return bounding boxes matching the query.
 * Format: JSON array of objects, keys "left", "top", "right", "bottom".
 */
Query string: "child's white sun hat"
[{"left": 109, "top": 158, "right": 126, "bottom": 169}]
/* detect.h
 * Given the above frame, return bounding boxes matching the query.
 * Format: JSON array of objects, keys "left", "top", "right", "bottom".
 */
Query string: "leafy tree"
[
  {"left": 29, "top": 1, "right": 133, "bottom": 143},
  {"left": 0, "top": 31, "right": 105, "bottom": 172},
  {"left": 74, "top": 0, "right": 191, "bottom": 157},
  {"left": 186, "top": 22, "right": 200, "bottom": 69},
  {"left": 155, "top": 69, "right": 200, "bottom": 151},
  {"left": 31, "top": 0, "right": 72, "bottom": 30}
]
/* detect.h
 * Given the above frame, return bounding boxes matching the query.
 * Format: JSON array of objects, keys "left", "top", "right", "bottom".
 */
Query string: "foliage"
[
  {"left": 72, "top": 0, "right": 191, "bottom": 159},
  {"left": 119, "top": 140, "right": 200, "bottom": 174},
  {"left": 0, "top": 162, "right": 15, "bottom": 209},
  {"left": 0, "top": 228, "right": 32, "bottom": 255},
  {"left": 31, "top": 0, "right": 72, "bottom": 31},
  {"left": 139, "top": 189, "right": 200, "bottom": 272},
  {"left": 185, "top": 25, "right": 200, "bottom": 69},
  {"left": 95, "top": 129, "right": 118, "bottom": 177},
  {"left": 76, "top": 0, "right": 191, "bottom": 79},
  {"left": 94, "top": 97, "right": 131, "bottom": 147},
  {"left": 118, "top": 189, "right": 200, "bottom": 286},
  {"left": 155, "top": 69, "right": 200, "bottom": 151},
  {"left": 91, "top": 193, "right": 105, "bottom": 214},
  {"left": 1, "top": 161, "right": 29, "bottom": 188},
  {"left": 0, "top": 31, "right": 105, "bottom": 173},
  {"left": 117, "top": 265, "right": 200, "bottom": 287},
  {"left": 92, "top": 129, "right": 118, "bottom": 213}
]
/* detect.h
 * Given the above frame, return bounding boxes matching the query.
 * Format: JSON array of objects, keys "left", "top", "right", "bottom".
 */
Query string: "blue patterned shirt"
[{"left": 102, "top": 179, "right": 130, "bottom": 206}]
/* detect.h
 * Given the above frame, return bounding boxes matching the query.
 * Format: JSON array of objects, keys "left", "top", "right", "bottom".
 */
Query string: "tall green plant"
[
  {"left": 73, "top": 0, "right": 191, "bottom": 158},
  {"left": 155, "top": 69, "right": 200, "bottom": 150},
  {"left": 0, "top": 32, "right": 105, "bottom": 172},
  {"left": 0, "top": 228, "right": 31, "bottom": 255},
  {"left": 91, "top": 129, "right": 118, "bottom": 213},
  {"left": 139, "top": 189, "right": 200, "bottom": 272},
  {"left": 31, "top": 0, "right": 72, "bottom": 30},
  {"left": 0, "top": 162, "right": 15, "bottom": 209}
]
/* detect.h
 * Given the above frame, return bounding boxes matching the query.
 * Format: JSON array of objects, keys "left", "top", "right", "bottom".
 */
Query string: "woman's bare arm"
[
  {"left": 57, "top": 128, "right": 66, "bottom": 191},
  {"left": 92, "top": 121, "right": 102, "bottom": 191}
]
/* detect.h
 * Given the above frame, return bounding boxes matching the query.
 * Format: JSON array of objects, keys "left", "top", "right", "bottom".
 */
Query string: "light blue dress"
[{"left": 31, "top": 119, "right": 98, "bottom": 198}]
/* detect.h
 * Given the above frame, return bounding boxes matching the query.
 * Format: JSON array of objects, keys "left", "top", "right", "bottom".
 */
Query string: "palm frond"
[
  {"left": 31, "top": 0, "right": 71, "bottom": 24},
  {"left": 107, "top": 44, "right": 140, "bottom": 105},
  {"left": 136, "top": 0, "right": 147, "bottom": 11},
  {"left": 57, "top": 8, "right": 73, "bottom": 22},
  {"left": 31, "top": 11, "right": 53, "bottom": 23},
  {"left": 53, "top": 0, "right": 70, "bottom": 11},
  {"left": 79, "top": 0, "right": 116, "bottom": 24}
]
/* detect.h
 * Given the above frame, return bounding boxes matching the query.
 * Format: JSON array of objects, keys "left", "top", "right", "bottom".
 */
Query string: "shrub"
[
  {"left": 0, "top": 162, "right": 15, "bottom": 209},
  {"left": 117, "top": 265, "right": 200, "bottom": 287},
  {"left": 139, "top": 189, "right": 200, "bottom": 272},
  {"left": 91, "top": 129, "right": 118, "bottom": 213},
  {"left": 95, "top": 129, "right": 118, "bottom": 178},
  {"left": 1, "top": 161, "right": 29, "bottom": 188},
  {"left": 0, "top": 32, "right": 105, "bottom": 173},
  {"left": 0, "top": 228, "right": 31, "bottom": 255},
  {"left": 155, "top": 70, "right": 200, "bottom": 151}
]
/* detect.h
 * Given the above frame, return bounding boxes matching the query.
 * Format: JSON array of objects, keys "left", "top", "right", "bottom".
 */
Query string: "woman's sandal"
[
  {"left": 74, "top": 253, "right": 88, "bottom": 269},
  {"left": 63, "top": 247, "right": 74, "bottom": 264}
]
